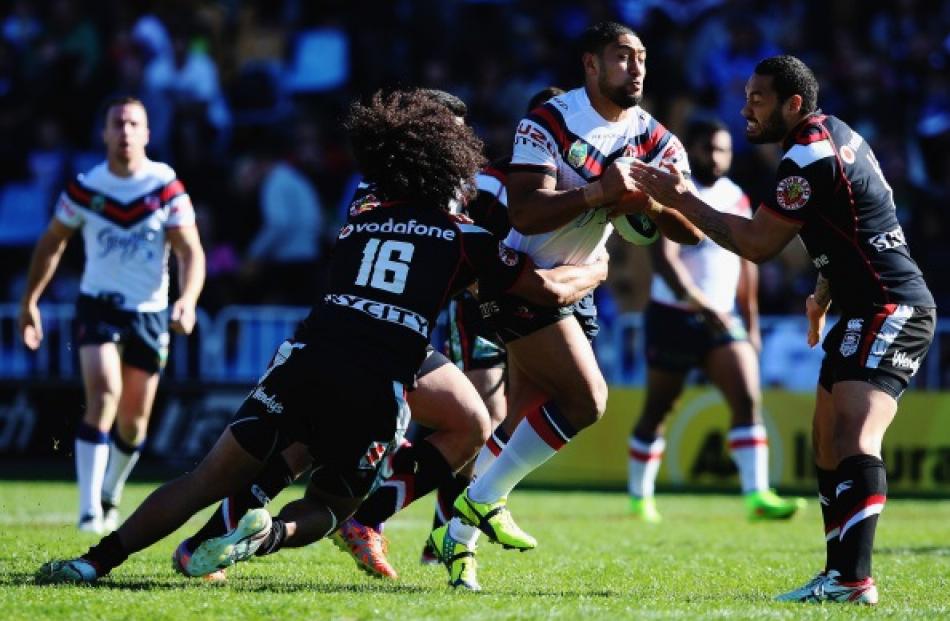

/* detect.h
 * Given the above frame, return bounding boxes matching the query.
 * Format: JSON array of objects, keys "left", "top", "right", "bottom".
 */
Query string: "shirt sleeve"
[
  {"left": 53, "top": 190, "right": 84, "bottom": 228},
  {"left": 760, "top": 156, "right": 835, "bottom": 224},
  {"left": 162, "top": 179, "right": 197, "bottom": 228},
  {"left": 510, "top": 116, "right": 558, "bottom": 174},
  {"left": 644, "top": 132, "right": 691, "bottom": 177}
]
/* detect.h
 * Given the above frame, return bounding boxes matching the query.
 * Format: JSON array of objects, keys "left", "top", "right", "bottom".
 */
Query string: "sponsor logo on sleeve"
[
  {"left": 776, "top": 175, "right": 812, "bottom": 210},
  {"left": 90, "top": 194, "right": 106, "bottom": 213},
  {"left": 839, "top": 144, "right": 856, "bottom": 164},
  {"left": 869, "top": 227, "right": 907, "bottom": 252}
]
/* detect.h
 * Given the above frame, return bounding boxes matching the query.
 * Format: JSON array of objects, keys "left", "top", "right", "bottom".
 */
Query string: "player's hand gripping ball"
[{"left": 610, "top": 157, "right": 659, "bottom": 245}]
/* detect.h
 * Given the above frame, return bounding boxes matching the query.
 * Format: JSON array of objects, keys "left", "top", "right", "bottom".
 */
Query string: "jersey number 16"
[{"left": 355, "top": 238, "right": 414, "bottom": 294}]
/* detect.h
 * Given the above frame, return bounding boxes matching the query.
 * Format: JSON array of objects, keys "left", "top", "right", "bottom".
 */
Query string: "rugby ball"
[{"left": 611, "top": 212, "right": 659, "bottom": 245}]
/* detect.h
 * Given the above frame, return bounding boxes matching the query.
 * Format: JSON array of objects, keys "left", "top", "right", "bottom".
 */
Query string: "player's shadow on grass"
[{"left": 876, "top": 546, "right": 950, "bottom": 557}]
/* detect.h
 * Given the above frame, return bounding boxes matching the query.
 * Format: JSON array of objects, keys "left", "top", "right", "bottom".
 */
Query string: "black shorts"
[
  {"left": 819, "top": 305, "right": 936, "bottom": 399},
  {"left": 75, "top": 294, "right": 169, "bottom": 374},
  {"left": 446, "top": 290, "right": 505, "bottom": 371},
  {"left": 228, "top": 339, "right": 410, "bottom": 496},
  {"left": 481, "top": 291, "right": 600, "bottom": 344},
  {"left": 417, "top": 345, "right": 452, "bottom": 379},
  {"left": 644, "top": 301, "right": 748, "bottom": 372}
]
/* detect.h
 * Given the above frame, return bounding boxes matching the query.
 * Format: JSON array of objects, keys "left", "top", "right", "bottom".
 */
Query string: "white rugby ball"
[{"left": 611, "top": 213, "right": 659, "bottom": 245}]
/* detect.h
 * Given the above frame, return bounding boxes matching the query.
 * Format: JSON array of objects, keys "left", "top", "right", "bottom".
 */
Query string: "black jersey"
[
  {"left": 467, "top": 157, "right": 512, "bottom": 239},
  {"left": 760, "top": 114, "right": 934, "bottom": 314},
  {"left": 297, "top": 195, "right": 528, "bottom": 385}
]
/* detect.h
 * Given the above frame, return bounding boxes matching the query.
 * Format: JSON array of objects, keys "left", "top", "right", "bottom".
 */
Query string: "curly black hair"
[{"left": 345, "top": 89, "right": 485, "bottom": 209}]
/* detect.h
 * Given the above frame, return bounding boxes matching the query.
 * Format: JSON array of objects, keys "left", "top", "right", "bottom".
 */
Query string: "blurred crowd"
[{"left": 0, "top": 0, "right": 947, "bottom": 315}]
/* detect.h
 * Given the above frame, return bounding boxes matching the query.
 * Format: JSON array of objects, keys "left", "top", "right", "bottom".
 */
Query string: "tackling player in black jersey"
[
  {"left": 35, "top": 89, "right": 608, "bottom": 585},
  {"left": 629, "top": 55, "right": 935, "bottom": 606}
]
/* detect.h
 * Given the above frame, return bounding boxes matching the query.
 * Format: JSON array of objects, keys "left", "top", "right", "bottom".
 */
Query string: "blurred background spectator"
[{"left": 0, "top": 0, "right": 946, "bottom": 316}]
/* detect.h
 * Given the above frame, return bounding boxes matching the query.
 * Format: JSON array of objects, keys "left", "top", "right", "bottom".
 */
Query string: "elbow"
[{"left": 746, "top": 246, "right": 778, "bottom": 265}]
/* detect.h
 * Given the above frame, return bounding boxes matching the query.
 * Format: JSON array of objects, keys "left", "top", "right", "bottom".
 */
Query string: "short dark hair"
[
  {"left": 526, "top": 86, "right": 565, "bottom": 113},
  {"left": 578, "top": 21, "right": 637, "bottom": 56},
  {"left": 754, "top": 55, "right": 818, "bottom": 113},
  {"left": 420, "top": 89, "right": 467, "bottom": 118},
  {"left": 684, "top": 117, "right": 729, "bottom": 148},
  {"left": 102, "top": 95, "right": 147, "bottom": 122},
  {"left": 345, "top": 89, "right": 485, "bottom": 209}
]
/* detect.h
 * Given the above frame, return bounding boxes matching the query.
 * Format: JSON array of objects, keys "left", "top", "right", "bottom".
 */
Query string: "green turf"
[{"left": 1, "top": 481, "right": 948, "bottom": 619}]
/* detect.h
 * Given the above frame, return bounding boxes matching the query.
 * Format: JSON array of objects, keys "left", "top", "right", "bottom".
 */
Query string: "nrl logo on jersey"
[
  {"left": 567, "top": 140, "right": 588, "bottom": 168},
  {"left": 776, "top": 175, "right": 811, "bottom": 210}
]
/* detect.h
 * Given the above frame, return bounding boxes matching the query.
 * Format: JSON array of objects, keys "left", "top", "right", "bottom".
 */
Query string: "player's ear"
[
  {"left": 785, "top": 93, "right": 804, "bottom": 116},
  {"left": 582, "top": 51, "right": 599, "bottom": 77}
]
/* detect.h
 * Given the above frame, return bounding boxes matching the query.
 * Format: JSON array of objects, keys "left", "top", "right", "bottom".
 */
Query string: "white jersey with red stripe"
[
  {"left": 651, "top": 176, "right": 751, "bottom": 313},
  {"left": 54, "top": 159, "right": 196, "bottom": 312},
  {"left": 505, "top": 87, "right": 689, "bottom": 268}
]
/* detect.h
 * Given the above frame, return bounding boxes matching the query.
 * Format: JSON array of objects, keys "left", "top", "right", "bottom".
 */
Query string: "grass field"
[{"left": 1, "top": 480, "right": 949, "bottom": 620}]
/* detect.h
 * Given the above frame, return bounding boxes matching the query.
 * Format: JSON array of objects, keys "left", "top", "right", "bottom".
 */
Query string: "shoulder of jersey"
[
  {"left": 145, "top": 159, "right": 178, "bottom": 183},
  {"left": 783, "top": 118, "right": 834, "bottom": 168},
  {"left": 448, "top": 212, "right": 490, "bottom": 234}
]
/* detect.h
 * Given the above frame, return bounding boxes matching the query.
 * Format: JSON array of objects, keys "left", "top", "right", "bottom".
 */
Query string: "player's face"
[
  {"left": 689, "top": 129, "right": 732, "bottom": 184},
  {"left": 741, "top": 74, "right": 788, "bottom": 144},
  {"left": 596, "top": 34, "right": 646, "bottom": 109},
  {"left": 103, "top": 103, "right": 149, "bottom": 162}
]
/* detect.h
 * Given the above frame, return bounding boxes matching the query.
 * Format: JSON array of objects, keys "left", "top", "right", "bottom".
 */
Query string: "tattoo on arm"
[
  {"left": 813, "top": 274, "right": 832, "bottom": 309},
  {"left": 682, "top": 203, "right": 740, "bottom": 254}
]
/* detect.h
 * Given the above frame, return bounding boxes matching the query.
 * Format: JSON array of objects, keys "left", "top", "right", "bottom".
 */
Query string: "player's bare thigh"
[
  {"left": 830, "top": 380, "right": 897, "bottom": 463},
  {"left": 465, "top": 366, "right": 506, "bottom": 428},
  {"left": 114, "top": 363, "right": 160, "bottom": 444},
  {"left": 79, "top": 343, "right": 124, "bottom": 430},
  {"left": 703, "top": 340, "right": 761, "bottom": 426},
  {"left": 505, "top": 316, "right": 607, "bottom": 429}
]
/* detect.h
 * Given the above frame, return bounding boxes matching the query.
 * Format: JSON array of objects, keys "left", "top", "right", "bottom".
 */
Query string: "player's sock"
[
  {"left": 473, "top": 426, "right": 509, "bottom": 475},
  {"left": 101, "top": 432, "right": 142, "bottom": 508},
  {"left": 468, "top": 403, "right": 577, "bottom": 503},
  {"left": 81, "top": 531, "right": 129, "bottom": 575},
  {"left": 185, "top": 453, "right": 294, "bottom": 554},
  {"left": 253, "top": 518, "right": 288, "bottom": 556},
  {"left": 834, "top": 454, "right": 887, "bottom": 581},
  {"left": 816, "top": 466, "right": 841, "bottom": 572},
  {"left": 627, "top": 433, "right": 665, "bottom": 498},
  {"left": 432, "top": 472, "right": 472, "bottom": 531},
  {"left": 353, "top": 439, "right": 453, "bottom": 526},
  {"left": 727, "top": 424, "right": 769, "bottom": 493},
  {"left": 76, "top": 422, "right": 110, "bottom": 521}
]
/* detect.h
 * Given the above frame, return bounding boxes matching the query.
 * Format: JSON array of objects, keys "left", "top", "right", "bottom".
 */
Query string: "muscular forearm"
[
  {"left": 675, "top": 195, "right": 776, "bottom": 263},
  {"left": 651, "top": 244, "right": 700, "bottom": 303},
  {"left": 541, "top": 262, "right": 606, "bottom": 306},
  {"left": 509, "top": 186, "right": 598, "bottom": 235},
  {"left": 651, "top": 201, "right": 703, "bottom": 245},
  {"left": 21, "top": 234, "right": 68, "bottom": 306}
]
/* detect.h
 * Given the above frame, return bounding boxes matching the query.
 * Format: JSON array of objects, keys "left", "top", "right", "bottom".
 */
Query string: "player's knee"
[{"left": 568, "top": 379, "right": 608, "bottom": 428}]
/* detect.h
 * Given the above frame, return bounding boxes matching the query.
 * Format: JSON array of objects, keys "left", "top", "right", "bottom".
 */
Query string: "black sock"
[
  {"left": 254, "top": 519, "right": 287, "bottom": 557},
  {"left": 833, "top": 454, "right": 887, "bottom": 581},
  {"left": 816, "top": 466, "right": 840, "bottom": 572},
  {"left": 353, "top": 439, "right": 454, "bottom": 527},
  {"left": 431, "top": 471, "right": 472, "bottom": 531},
  {"left": 186, "top": 454, "right": 295, "bottom": 553},
  {"left": 82, "top": 532, "right": 129, "bottom": 575}
]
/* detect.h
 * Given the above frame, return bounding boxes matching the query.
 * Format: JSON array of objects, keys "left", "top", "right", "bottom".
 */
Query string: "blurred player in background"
[
  {"left": 18, "top": 97, "right": 205, "bottom": 534},
  {"left": 629, "top": 55, "right": 936, "bottom": 605},
  {"left": 627, "top": 118, "right": 804, "bottom": 523}
]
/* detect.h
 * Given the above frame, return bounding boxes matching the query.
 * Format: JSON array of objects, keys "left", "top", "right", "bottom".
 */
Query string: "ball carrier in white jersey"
[
  {"left": 627, "top": 118, "right": 804, "bottom": 523},
  {"left": 433, "top": 21, "right": 702, "bottom": 584},
  {"left": 19, "top": 97, "right": 205, "bottom": 534}
]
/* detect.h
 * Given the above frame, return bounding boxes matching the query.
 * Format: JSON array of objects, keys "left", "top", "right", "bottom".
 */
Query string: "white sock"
[
  {"left": 102, "top": 439, "right": 142, "bottom": 506},
  {"left": 728, "top": 424, "right": 769, "bottom": 493},
  {"left": 75, "top": 434, "right": 109, "bottom": 520},
  {"left": 448, "top": 516, "right": 481, "bottom": 547},
  {"left": 468, "top": 406, "right": 575, "bottom": 504},
  {"left": 627, "top": 435, "right": 665, "bottom": 498},
  {"left": 473, "top": 439, "right": 502, "bottom": 478}
]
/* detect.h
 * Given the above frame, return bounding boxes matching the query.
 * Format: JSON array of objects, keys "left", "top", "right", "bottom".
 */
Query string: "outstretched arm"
[{"left": 629, "top": 160, "right": 801, "bottom": 263}]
